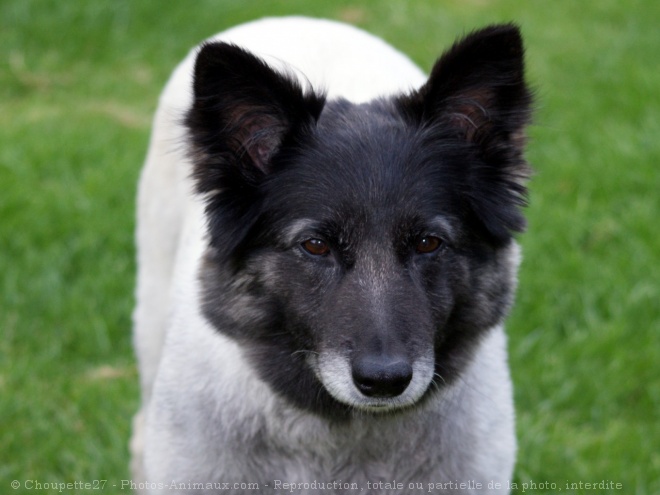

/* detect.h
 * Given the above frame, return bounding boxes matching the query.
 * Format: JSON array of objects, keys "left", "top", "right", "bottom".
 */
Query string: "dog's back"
[{"left": 132, "top": 16, "right": 530, "bottom": 494}]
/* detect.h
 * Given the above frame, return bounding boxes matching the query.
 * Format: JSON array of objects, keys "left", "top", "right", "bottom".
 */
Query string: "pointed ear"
[
  {"left": 399, "top": 24, "right": 533, "bottom": 146},
  {"left": 185, "top": 42, "right": 325, "bottom": 193},
  {"left": 398, "top": 24, "right": 534, "bottom": 242}
]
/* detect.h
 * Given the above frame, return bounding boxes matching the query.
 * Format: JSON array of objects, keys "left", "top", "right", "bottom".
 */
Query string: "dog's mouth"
[{"left": 308, "top": 351, "right": 435, "bottom": 412}]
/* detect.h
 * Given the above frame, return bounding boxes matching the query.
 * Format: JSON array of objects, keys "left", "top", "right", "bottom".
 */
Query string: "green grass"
[{"left": 1, "top": 1, "right": 658, "bottom": 493}]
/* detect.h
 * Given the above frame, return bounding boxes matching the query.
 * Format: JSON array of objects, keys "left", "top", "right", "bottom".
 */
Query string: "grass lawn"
[{"left": 1, "top": 1, "right": 658, "bottom": 493}]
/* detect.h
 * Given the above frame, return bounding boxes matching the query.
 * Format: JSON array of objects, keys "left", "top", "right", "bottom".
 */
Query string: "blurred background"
[{"left": 1, "top": 1, "right": 658, "bottom": 493}]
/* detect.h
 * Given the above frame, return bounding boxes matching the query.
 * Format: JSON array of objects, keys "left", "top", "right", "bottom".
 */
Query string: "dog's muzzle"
[{"left": 312, "top": 351, "right": 434, "bottom": 411}]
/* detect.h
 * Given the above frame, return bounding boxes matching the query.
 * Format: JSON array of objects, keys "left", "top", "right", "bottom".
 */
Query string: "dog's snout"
[{"left": 351, "top": 356, "right": 413, "bottom": 398}]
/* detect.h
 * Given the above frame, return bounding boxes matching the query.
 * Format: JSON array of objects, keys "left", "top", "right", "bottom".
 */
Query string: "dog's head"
[{"left": 186, "top": 24, "right": 533, "bottom": 417}]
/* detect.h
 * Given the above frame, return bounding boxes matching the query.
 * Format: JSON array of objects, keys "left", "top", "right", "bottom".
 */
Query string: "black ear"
[
  {"left": 401, "top": 24, "right": 532, "bottom": 146},
  {"left": 398, "top": 24, "right": 534, "bottom": 242},
  {"left": 186, "top": 42, "right": 325, "bottom": 185},
  {"left": 185, "top": 42, "right": 325, "bottom": 251}
]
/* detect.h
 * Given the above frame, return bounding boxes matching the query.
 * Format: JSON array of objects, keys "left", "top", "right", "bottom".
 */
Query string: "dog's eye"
[
  {"left": 416, "top": 236, "right": 443, "bottom": 254},
  {"left": 301, "top": 238, "right": 330, "bottom": 257}
]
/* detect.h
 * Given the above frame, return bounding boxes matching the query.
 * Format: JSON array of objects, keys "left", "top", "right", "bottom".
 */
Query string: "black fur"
[{"left": 186, "top": 24, "right": 533, "bottom": 419}]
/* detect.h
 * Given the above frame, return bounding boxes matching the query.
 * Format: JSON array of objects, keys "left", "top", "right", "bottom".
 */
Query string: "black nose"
[{"left": 352, "top": 356, "right": 413, "bottom": 398}]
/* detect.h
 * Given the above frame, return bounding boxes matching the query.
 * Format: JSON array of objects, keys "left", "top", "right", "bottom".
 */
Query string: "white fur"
[
  {"left": 132, "top": 17, "right": 516, "bottom": 494},
  {"left": 313, "top": 352, "right": 436, "bottom": 411}
]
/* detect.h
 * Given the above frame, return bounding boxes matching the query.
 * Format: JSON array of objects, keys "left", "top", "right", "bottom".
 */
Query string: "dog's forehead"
[
  {"left": 316, "top": 98, "right": 402, "bottom": 136},
  {"left": 291, "top": 99, "right": 426, "bottom": 193},
  {"left": 310, "top": 98, "right": 460, "bottom": 184},
  {"left": 265, "top": 98, "right": 462, "bottom": 238}
]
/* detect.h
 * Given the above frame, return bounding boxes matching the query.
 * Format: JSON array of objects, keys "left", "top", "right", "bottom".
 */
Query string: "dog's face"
[{"left": 186, "top": 25, "right": 532, "bottom": 417}]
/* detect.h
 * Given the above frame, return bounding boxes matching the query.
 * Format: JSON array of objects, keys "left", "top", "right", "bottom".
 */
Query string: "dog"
[{"left": 130, "top": 16, "right": 533, "bottom": 494}]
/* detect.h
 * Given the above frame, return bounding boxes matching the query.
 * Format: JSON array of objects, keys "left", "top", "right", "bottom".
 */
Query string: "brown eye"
[
  {"left": 416, "top": 236, "right": 442, "bottom": 254},
  {"left": 301, "top": 238, "right": 330, "bottom": 256}
]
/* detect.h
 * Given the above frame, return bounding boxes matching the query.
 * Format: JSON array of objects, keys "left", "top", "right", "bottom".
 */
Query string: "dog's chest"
[{"left": 212, "top": 401, "right": 455, "bottom": 488}]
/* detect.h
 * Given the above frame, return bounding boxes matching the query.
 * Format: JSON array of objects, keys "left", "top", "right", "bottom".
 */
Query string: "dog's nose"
[{"left": 351, "top": 356, "right": 413, "bottom": 398}]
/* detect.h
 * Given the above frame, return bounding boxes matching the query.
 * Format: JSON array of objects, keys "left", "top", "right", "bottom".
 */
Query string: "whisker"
[{"left": 290, "top": 349, "right": 319, "bottom": 357}]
